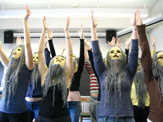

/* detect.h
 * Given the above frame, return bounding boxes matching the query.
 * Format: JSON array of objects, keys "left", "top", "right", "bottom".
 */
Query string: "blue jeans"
[
  {"left": 26, "top": 100, "right": 42, "bottom": 122},
  {"left": 67, "top": 101, "right": 81, "bottom": 122},
  {"left": 98, "top": 116, "right": 135, "bottom": 122}
]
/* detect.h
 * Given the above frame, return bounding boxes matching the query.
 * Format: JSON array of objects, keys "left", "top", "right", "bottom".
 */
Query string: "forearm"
[
  {"left": 24, "top": 19, "right": 31, "bottom": 46},
  {"left": 48, "top": 39, "right": 56, "bottom": 58},
  {"left": 78, "top": 39, "right": 84, "bottom": 71},
  {"left": 60, "top": 49, "right": 65, "bottom": 56},
  {"left": 65, "top": 30, "right": 73, "bottom": 80},
  {"left": 38, "top": 29, "right": 46, "bottom": 53},
  {"left": 137, "top": 25, "right": 152, "bottom": 83},
  {"left": 24, "top": 19, "right": 33, "bottom": 70},
  {"left": 0, "top": 48, "right": 9, "bottom": 67},
  {"left": 91, "top": 27, "right": 98, "bottom": 41}
]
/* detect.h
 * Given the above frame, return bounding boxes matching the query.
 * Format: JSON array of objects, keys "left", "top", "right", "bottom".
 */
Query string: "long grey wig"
[
  {"left": 31, "top": 52, "right": 40, "bottom": 90},
  {"left": 43, "top": 56, "right": 67, "bottom": 106},
  {"left": 3, "top": 45, "right": 25, "bottom": 106},
  {"left": 152, "top": 51, "right": 163, "bottom": 101},
  {"left": 104, "top": 47, "right": 126, "bottom": 107},
  {"left": 134, "top": 62, "right": 148, "bottom": 108}
]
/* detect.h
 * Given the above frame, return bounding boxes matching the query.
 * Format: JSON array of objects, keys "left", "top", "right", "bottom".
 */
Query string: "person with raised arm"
[
  {"left": 67, "top": 25, "right": 84, "bottom": 122},
  {"left": 137, "top": 9, "right": 163, "bottom": 122},
  {"left": 35, "top": 16, "right": 73, "bottom": 122},
  {"left": 91, "top": 9, "right": 138, "bottom": 122},
  {"left": 84, "top": 39, "right": 99, "bottom": 122},
  {"left": 0, "top": 6, "right": 34, "bottom": 122}
]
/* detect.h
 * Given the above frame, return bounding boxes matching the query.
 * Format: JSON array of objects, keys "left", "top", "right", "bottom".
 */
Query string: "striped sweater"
[{"left": 84, "top": 60, "right": 99, "bottom": 94}]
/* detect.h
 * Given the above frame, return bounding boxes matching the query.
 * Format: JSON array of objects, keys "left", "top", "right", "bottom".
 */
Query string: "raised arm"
[
  {"left": 125, "top": 35, "right": 132, "bottom": 64},
  {"left": 151, "top": 36, "right": 156, "bottom": 57},
  {"left": 137, "top": 9, "right": 152, "bottom": 84},
  {"left": 77, "top": 25, "right": 85, "bottom": 73},
  {"left": 0, "top": 41, "right": 9, "bottom": 67},
  {"left": 91, "top": 10, "right": 106, "bottom": 76},
  {"left": 60, "top": 42, "right": 65, "bottom": 55},
  {"left": 38, "top": 16, "right": 49, "bottom": 86},
  {"left": 127, "top": 9, "right": 138, "bottom": 78},
  {"left": 24, "top": 6, "right": 34, "bottom": 70},
  {"left": 64, "top": 17, "right": 74, "bottom": 88},
  {"left": 47, "top": 30, "right": 56, "bottom": 58},
  {"left": 16, "top": 36, "right": 23, "bottom": 46},
  {"left": 116, "top": 38, "right": 121, "bottom": 47}
]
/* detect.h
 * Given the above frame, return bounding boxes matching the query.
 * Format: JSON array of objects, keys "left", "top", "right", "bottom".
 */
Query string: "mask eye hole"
[
  {"left": 117, "top": 50, "right": 121, "bottom": 53},
  {"left": 110, "top": 50, "right": 114, "bottom": 53},
  {"left": 18, "top": 48, "right": 21, "bottom": 51}
]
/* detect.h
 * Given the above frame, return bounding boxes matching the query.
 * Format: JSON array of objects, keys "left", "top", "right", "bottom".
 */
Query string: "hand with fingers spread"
[
  {"left": 43, "top": 16, "right": 49, "bottom": 31},
  {"left": 116, "top": 38, "right": 121, "bottom": 47},
  {"left": 47, "top": 29, "right": 53, "bottom": 40},
  {"left": 16, "top": 36, "right": 23, "bottom": 45},
  {"left": 24, "top": 5, "right": 31, "bottom": 20},
  {"left": 107, "top": 37, "right": 116, "bottom": 47}
]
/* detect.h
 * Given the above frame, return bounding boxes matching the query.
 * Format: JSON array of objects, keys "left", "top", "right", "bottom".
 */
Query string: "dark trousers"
[
  {"left": 133, "top": 105, "right": 149, "bottom": 122},
  {"left": 0, "top": 111, "right": 27, "bottom": 122},
  {"left": 35, "top": 115, "right": 71, "bottom": 122}
]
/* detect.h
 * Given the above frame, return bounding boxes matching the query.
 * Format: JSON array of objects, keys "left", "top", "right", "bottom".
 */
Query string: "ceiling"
[
  {"left": 0, "top": 0, "right": 161, "bottom": 36},
  {"left": 0, "top": 0, "right": 158, "bottom": 10}
]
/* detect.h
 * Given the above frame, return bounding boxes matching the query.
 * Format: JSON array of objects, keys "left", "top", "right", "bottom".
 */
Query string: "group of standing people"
[{"left": 0, "top": 6, "right": 162, "bottom": 122}]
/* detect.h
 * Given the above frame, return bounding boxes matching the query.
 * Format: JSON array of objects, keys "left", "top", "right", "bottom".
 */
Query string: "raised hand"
[
  {"left": 125, "top": 36, "right": 132, "bottom": 49},
  {"left": 43, "top": 16, "right": 49, "bottom": 31},
  {"left": 116, "top": 38, "right": 121, "bottom": 47},
  {"left": 0, "top": 41, "right": 2, "bottom": 49},
  {"left": 62, "top": 41, "right": 65, "bottom": 51},
  {"left": 130, "top": 9, "right": 136, "bottom": 27},
  {"left": 25, "top": 5, "right": 31, "bottom": 20},
  {"left": 47, "top": 29, "right": 53, "bottom": 40},
  {"left": 136, "top": 8, "right": 143, "bottom": 25},
  {"left": 78, "top": 25, "right": 84, "bottom": 39},
  {"left": 107, "top": 37, "right": 116, "bottom": 47},
  {"left": 151, "top": 36, "right": 156, "bottom": 50},
  {"left": 64, "top": 16, "right": 70, "bottom": 32},
  {"left": 91, "top": 10, "right": 98, "bottom": 28},
  {"left": 16, "top": 36, "right": 23, "bottom": 45},
  {"left": 84, "top": 39, "right": 92, "bottom": 50}
]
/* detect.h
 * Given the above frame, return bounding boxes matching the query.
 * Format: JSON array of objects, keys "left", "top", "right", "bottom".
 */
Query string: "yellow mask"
[
  {"left": 53, "top": 56, "right": 66, "bottom": 67},
  {"left": 157, "top": 52, "right": 163, "bottom": 66},
  {"left": 33, "top": 53, "right": 38, "bottom": 63},
  {"left": 109, "top": 47, "right": 122, "bottom": 60},
  {"left": 12, "top": 46, "right": 22, "bottom": 59}
]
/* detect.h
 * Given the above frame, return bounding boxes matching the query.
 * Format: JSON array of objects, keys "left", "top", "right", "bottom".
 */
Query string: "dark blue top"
[
  {"left": 70, "top": 39, "right": 84, "bottom": 91},
  {"left": 39, "top": 84, "right": 69, "bottom": 118},
  {"left": 92, "top": 40, "right": 138, "bottom": 117},
  {"left": 0, "top": 64, "right": 32, "bottom": 113},
  {"left": 26, "top": 48, "right": 51, "bottom": 98}
]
